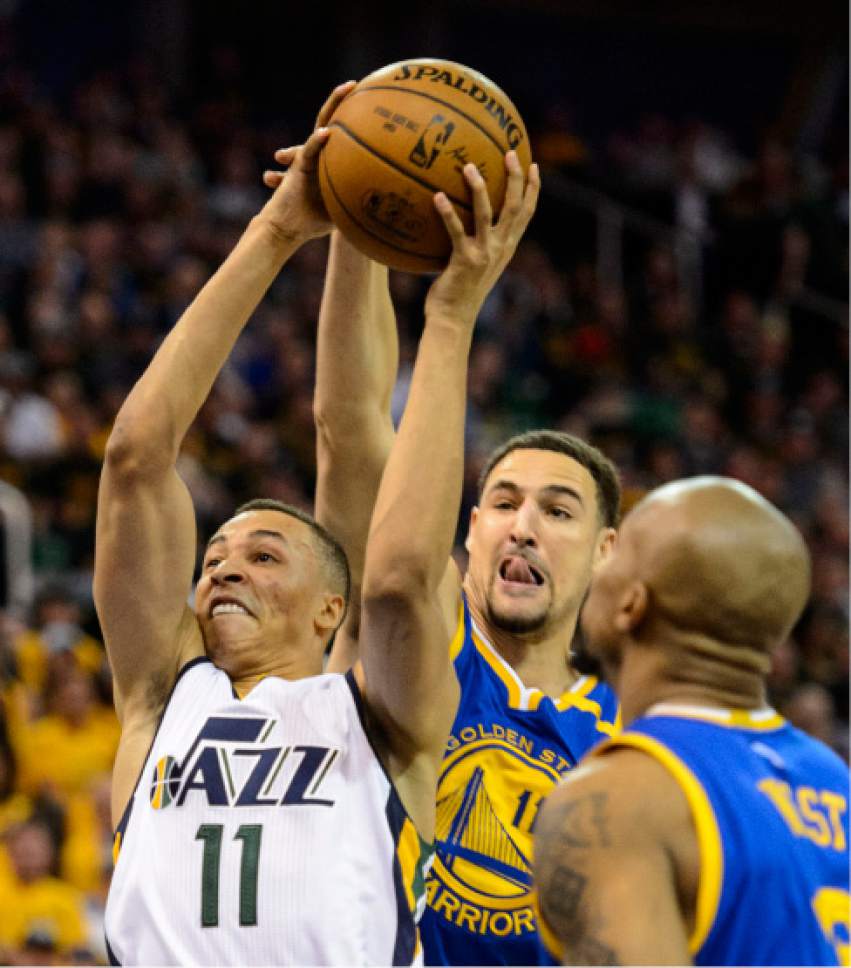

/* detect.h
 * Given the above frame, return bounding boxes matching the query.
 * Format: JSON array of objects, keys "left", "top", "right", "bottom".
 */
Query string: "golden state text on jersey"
[{"left": 420, "top": 601, "right": 620, "bottom": 966}]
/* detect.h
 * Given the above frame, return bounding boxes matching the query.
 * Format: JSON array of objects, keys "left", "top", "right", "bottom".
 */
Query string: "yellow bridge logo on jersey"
[
  {"left": 428, "top": 728, "right": 571, "bottom": 937},
  {"left": 148, "top": 715, "right": 340, "bottom": 810}
]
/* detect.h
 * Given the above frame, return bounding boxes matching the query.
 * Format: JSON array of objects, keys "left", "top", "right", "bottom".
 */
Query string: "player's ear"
[
  {"left": 593, "top": 527, "right": 617, "bottom": 569},
  {"left": 464, "top": 506, "right": 480, "bottom": 553},
  {"left": 613, "top": 580, "right": 648, "bottom": 633},
  {"left": 315, "top": 593, "right": 346, "bottom": 639}
]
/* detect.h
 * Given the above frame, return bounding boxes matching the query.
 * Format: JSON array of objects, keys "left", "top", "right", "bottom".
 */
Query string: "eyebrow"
[
  {"left": 487, "top": 480, "right": 586, "bottom": 507},
  {"left": 206, "top": 529, "right": 290, "bottom": 549}
]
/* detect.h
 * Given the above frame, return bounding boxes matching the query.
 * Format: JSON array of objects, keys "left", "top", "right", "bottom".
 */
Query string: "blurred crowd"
[{"left": 0, "top": 47, "right": 846, "bottom": 966}]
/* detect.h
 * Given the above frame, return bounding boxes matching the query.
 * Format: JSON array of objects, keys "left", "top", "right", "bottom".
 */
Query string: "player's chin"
[{"left": 487, "top": 597, "right": 549, "bottom": 635}]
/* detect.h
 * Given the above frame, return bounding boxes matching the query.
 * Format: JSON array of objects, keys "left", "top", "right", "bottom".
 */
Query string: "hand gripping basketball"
[
  {"left": 258, "top": 81, "right": 357, "bottom": 243},
  {"left": 424, "top": 151, "right": 540, "bottom": 328}
]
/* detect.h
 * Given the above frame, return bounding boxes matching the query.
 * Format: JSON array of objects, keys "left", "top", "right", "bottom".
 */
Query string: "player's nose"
[
  {"left": 210, "top": 562, "right": 246, "bottom": 584},
  {"left": 509, "top": 500, "right": 539, "bottom": 546}
]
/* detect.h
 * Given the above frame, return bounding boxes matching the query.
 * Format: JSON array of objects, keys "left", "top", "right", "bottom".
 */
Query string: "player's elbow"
[
  {"left": 103, "top": 419, "right": 175, "bottom": 482},
  {"left": 361, "top": 556, "right": 432, "bottom": 610},
  {"left": 314, "top": 399, "right": 384, "bottom": 445}
]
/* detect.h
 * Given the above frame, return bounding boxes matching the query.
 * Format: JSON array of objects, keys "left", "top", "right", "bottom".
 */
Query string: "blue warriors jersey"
[
  {"left": 420, "top": 599, "right": 620, "bottom": 966},
  {"left": 591, "top": 705, "right": 850, "bottom": 966}
]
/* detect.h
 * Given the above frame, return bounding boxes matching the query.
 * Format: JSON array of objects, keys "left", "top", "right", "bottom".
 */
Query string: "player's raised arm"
[
  {"left": 313, "top": 233, "right": 398, "bottom": 672},
  {"left": 357, "top": 153, "right": 540, "bottom": 836},
  {"left": 94, "top": 83, "right": 355, "bottom": 817}
]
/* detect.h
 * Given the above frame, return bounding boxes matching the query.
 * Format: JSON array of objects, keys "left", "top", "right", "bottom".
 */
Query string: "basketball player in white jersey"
[{"left": 96, "top": 81, "right": 540, "bottom": 966}]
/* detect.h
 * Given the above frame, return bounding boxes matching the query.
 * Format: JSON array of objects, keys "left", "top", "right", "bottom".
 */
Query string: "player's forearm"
[
  {"left": 364, "top": 314, "right": 472, "bottom": 599},
  {"left": 107, "top": 216, "right": 300, "bottom": 470},
  {"left": 314, "top": 232, "right": 397, "bottom": 585},
  {"left": 315, "top": 232, "right": 397, "bottom": 426}
]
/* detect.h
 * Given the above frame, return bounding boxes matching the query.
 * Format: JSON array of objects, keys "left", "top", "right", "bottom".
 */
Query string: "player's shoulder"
[
  {"left": 534, "top": 745, "right": 694, "bottom": 920},
  {"left": 776, "top": 719, "right": 850, "bottom": 780},
  {"left": 555, "top": 745, "right": 687, "bottom": 833},
  {"left": 556, "top": 675, "right": 621, "bottom": 743},
  {"left": 585, "top": 676, "right": 620, "bottom": 724},
  {"left": 169, "top": 654, "right": 223, "bottom": 697}
]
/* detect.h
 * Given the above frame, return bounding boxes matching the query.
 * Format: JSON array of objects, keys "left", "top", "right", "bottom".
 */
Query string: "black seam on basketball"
[
  {"left": 346, "top": 84, "right": 511, "bottom": 156},
  {"left": 321, "top": 149, "right": 445, "bottom": 266},
  {"left": 330, "top": 120, "right": 474, "bottom": 214}
]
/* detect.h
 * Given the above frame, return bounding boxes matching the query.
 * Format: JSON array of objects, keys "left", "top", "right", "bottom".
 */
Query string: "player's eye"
[
  {"left": 548, "top": 506, "right": 571, "bottom": 519},
  {"left": 205, "top": 558, "right": 221, "bottom": 569},
  {"left": 255, "top": 552, "right": 276, "bottom": 563}
]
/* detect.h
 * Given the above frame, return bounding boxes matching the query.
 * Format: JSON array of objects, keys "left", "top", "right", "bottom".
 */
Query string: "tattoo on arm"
[
  {"left": 569, "top": 938, "right": 620, "bottom": 966},
  {"left": 540, "top": 865, "right": 620, "bottom": 966},
  {"left": 553, "top": 792, "right": 611, "bottom": 848},
  {"left": 537, "top": 792, "right": 620, "bottom": 966},
  {"left": 546, "top": 866, "right": 586, "bottom": 926}
]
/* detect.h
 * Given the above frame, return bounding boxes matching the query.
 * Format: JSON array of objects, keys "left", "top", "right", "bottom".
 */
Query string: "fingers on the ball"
[
  {"left": 434, "top": 193, "right": 465, "bottom": 242},
  {"left": 464, "top": 164, "right": 492, "bottom": 236},
  {"left": 500, "top": 151, "right": 525, "bottom": 223},
  {"left": 522, "top": 162, "right": 542, "bottom": 218},
  {"left": 316, "top": 80, "right": 357, "bottom": 128},
  {"left": 263, "top": 171, "right": 284, "bottom": 189},
  {"left": 506, "top": 162, "right": 540, "bottom": 243},
  {"left": 497, "top": 161, "right": 538, "bottom": 250},
  {"left": 301, "top": 127, "right": 330, "bottom": 167},
  {"left": 274, "top": 147, "right": 298, "bottom": 163}
]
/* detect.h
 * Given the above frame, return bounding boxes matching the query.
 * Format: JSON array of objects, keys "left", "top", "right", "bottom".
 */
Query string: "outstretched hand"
[
  {"left": 258, "top": 80, "right": 357, "bottom": 243},
  {"left": 425, "top": 152, "right": 540, "bottom": 328}
]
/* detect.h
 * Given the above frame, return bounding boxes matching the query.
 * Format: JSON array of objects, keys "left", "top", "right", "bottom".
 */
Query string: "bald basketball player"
[{"left": 534, "top": 477, "right": 850, "bottom": 966}]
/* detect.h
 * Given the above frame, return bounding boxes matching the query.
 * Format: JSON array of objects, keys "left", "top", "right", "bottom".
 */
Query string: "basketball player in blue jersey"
[
  {"left": 308, "top": 235, "right": 621, "bottom": 963},
  {"left": 95, "top": 77, "right": 540, "bottom": 966},
  {"left": 534, "top": 476, "right": 850, "bottom": 966}
]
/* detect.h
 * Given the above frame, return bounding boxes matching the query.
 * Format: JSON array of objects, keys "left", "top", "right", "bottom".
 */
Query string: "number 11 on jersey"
[{"left": 196, "top": 823, "right": 263, "bottom": 927}]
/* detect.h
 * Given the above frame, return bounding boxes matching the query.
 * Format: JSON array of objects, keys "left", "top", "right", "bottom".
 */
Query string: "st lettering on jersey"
[{"left": 148, "top": 715, "right": 339, "bottom": 810}]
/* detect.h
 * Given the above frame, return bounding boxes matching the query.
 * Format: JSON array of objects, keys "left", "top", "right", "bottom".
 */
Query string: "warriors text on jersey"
[
  {"left": 420, "top": 600, "right": 619, "bottom": 966},
  {"left": 105, "top": 658, "right": 433, "bottom": 966},
  {"left": 540, "top": 704, "right": 850, "bottom": 966}
]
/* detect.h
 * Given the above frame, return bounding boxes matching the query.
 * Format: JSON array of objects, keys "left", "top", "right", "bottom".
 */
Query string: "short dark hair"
[
  {"left": 233, "top": 499, "right": 351, "bottom": 607},
  {"left": 477, "top": 430, "right": 621, "bottom": 527}
]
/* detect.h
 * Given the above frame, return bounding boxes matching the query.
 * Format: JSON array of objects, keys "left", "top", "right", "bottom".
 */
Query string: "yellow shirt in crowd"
[
  {"left": 14, "top": 631, "right": 105, "bottom": 695},
  {"left": 17, "top": 706, "right": 120, "bottom": 801},
  {"left": 0, "top": 868, "right": 86, "bottom": 951}
]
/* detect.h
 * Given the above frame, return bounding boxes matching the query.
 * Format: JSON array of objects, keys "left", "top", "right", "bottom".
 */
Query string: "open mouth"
[
  {"left": 498, "top": 556, "right": 545, "bottom": 587},
  {"left": 210, "top": 599, "right": 253, "bottom": 618}
]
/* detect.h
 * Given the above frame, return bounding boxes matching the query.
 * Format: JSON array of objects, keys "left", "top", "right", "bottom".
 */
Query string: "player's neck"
[
  {"left": 468, "top": 598, "right": 579, "bottom": 697},
  {"left": 208, "top": 635, "right": 324, "bottom": 695},
  {"left": 615, "top": 628, "right": 769, "bottom": 726}
]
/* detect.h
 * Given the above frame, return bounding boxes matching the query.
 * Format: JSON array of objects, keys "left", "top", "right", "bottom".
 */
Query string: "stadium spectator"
[
  {"left": 15, "top": 654, "right": 118, "bottom": 803},
  {"left": 0, "top": 818, "right": 88, "bottom": 960}
]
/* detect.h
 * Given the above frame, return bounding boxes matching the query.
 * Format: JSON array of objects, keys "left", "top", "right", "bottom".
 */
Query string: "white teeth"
[{"left": 212, "top": 603, "right": 249, "bottom": 617}]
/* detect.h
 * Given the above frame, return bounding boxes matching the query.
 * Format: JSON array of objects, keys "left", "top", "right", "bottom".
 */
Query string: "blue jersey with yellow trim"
[
  {"left": 420, "top": 599, "right": 619, "bottom": 966},
  {"left": 602, "top": 704, "right": 850, "bottom": 967}
]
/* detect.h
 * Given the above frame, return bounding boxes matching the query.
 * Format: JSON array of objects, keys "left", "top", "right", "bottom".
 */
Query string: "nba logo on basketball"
[{"left": 409, "top": 115, "right": 456, "bottom": 170}]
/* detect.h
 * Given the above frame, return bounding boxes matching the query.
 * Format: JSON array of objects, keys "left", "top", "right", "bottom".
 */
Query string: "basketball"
[{"left": 318, "top": 59, "right": 532, "bottom": 273}]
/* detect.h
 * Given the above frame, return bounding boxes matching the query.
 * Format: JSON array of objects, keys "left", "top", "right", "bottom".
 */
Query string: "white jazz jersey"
[{"left": 105, "top": 658, "right": 433, "bottom": 966}]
